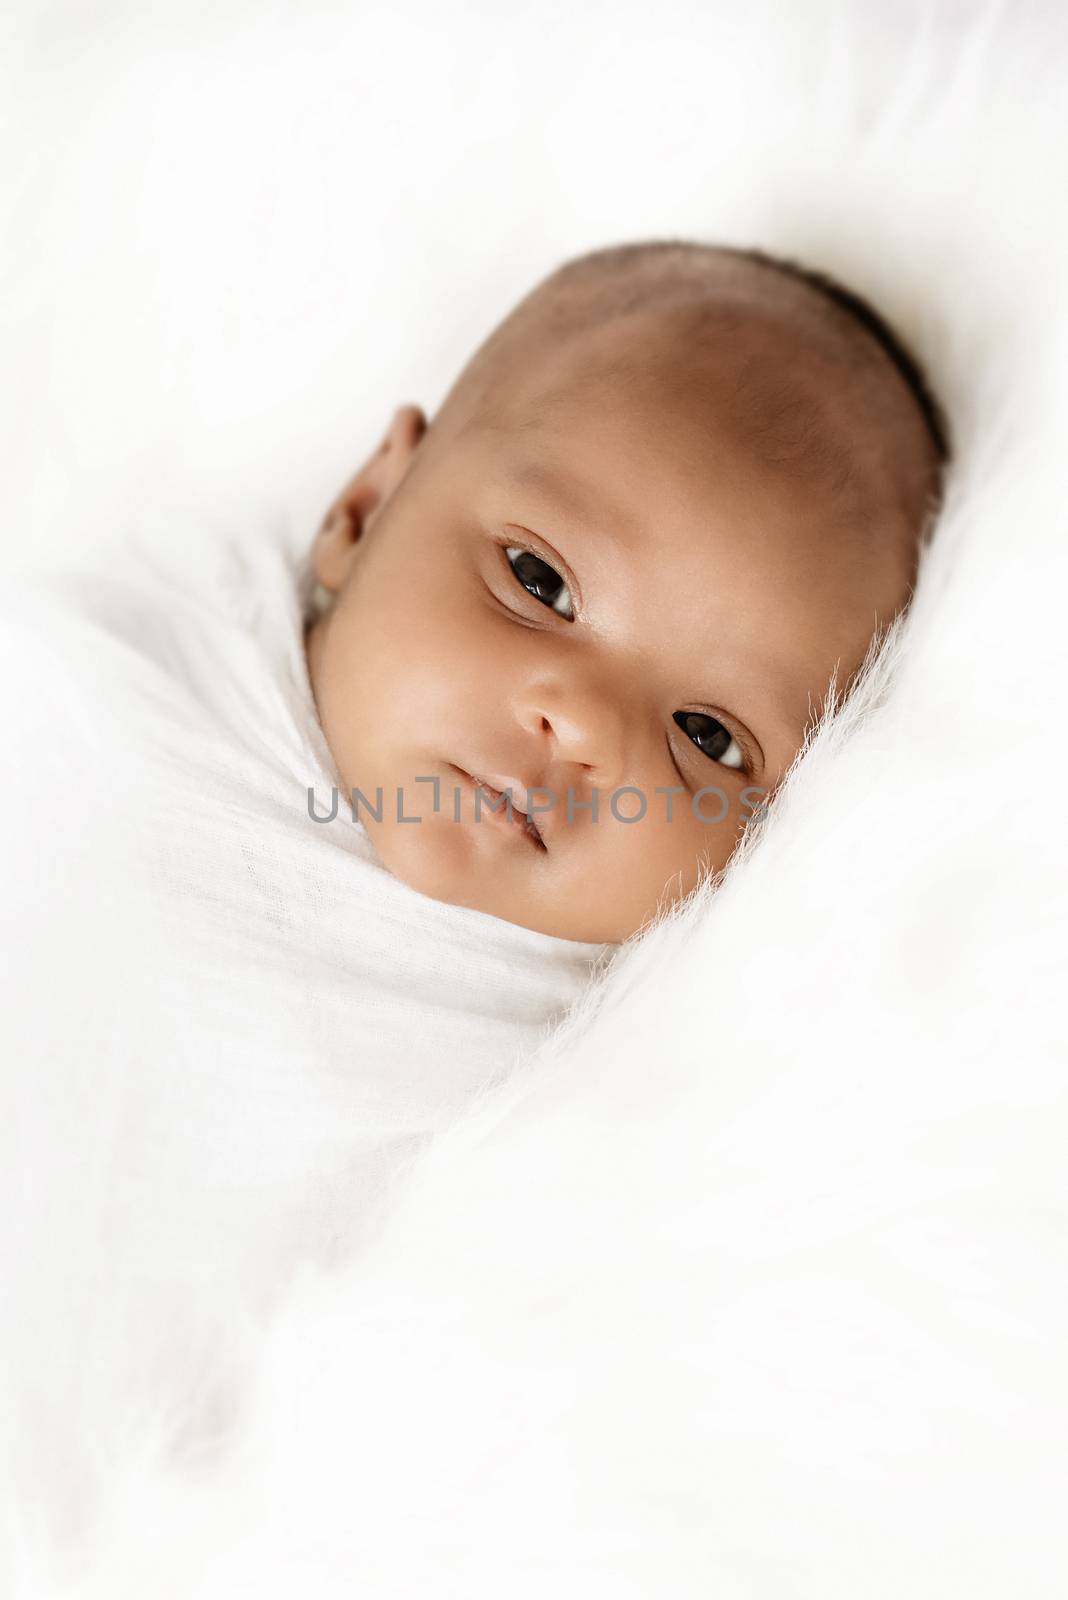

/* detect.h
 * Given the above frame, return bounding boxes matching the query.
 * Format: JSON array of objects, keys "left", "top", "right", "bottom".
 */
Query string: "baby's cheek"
[
  {"left": 573, "top": 814, "right": 703, "bottom": 940},
  {"left": 672, "top": 782, "right": 755, "bottom": 876},
  {"left": 586, "top": 789, "right": 727, "bottom": 899},
  {"left": 406, "top": 592, "right": 496, "bottom": 694}
]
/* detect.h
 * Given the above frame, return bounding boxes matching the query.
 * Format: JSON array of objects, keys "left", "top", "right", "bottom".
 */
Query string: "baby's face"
[{"left": 306, "top": 303, "right": 930, "bottom": 944}]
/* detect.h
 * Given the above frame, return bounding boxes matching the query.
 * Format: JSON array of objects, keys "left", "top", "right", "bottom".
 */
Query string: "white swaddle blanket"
[{"left": 0, "top": 512, "right": 614, "bottom": 1542}]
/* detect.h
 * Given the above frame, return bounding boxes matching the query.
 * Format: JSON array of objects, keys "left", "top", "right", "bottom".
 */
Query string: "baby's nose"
[{"left": 528, "top": 689, "right": 629, "bottom": 795}]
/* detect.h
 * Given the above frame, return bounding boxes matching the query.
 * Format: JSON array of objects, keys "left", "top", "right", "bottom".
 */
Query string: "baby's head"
[{"left": 305, "top": 240, "right": 949, "bottom": 945}]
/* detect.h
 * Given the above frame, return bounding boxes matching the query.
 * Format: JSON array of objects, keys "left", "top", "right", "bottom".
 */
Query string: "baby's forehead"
[
  {"left": 482, "top": 307, "right": 864, "bottom": 489},
  {"left": 480, "top": 293, "right": 937, "bottom": 538}
]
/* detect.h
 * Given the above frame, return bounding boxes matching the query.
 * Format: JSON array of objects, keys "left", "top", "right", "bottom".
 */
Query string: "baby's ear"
[{"left": 312, "top": 405, "right": 428, "bottom": 591}]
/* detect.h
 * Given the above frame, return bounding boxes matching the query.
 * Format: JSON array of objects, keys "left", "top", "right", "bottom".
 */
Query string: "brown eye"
[
  {"left": 505, "top": 545, "right": 575, "bottom": 620},
  {"left": 673, "top": 710, "right": 745, "bottom": 771}
]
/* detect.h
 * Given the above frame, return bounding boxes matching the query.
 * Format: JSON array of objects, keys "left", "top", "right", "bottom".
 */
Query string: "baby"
[{"left": 304, "top": 239, "right": 949, "bottom": 947}]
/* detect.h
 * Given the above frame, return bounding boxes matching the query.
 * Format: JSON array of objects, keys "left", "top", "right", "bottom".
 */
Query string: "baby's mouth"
[
  {"left": 451, "top": 767, "right": 547, "bottom": 850},
  {"left": 477, "top": 778, "right": 546, "bottom": 847}
]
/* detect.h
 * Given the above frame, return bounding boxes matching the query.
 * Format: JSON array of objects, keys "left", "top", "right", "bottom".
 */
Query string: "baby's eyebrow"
[{"left": 506, "top": 456, "right": 644, "bottom": 546}]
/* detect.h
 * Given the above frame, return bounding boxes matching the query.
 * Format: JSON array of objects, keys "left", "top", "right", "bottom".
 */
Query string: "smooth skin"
[{"left": 305, "top": 280, "right": 937, "bottom": 946}]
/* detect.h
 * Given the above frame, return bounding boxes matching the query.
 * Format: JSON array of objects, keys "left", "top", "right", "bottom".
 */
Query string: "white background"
[{"left": 3, "top": 0, "right": 1059, "bottom": 582}]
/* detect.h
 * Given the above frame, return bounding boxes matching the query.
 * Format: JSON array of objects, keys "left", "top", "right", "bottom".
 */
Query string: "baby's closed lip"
[{"left": 449, "top": 765, "right": 548, "bottom": 850}]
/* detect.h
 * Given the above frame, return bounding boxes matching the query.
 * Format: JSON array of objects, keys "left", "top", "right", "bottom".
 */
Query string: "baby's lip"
[
  {"left": 469, "top": 772, "right": 537, "bottom": 821},
  {"left": 450, "top": 766, "right": 548, "bottom": 849}
]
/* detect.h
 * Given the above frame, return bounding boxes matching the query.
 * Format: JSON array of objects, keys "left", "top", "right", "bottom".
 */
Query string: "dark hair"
[
  {"left": 551, "top": 238, "right": 952, "bottom": 470},
  {"left": 734, "top": 245, "right": 951, "bottom": 465}
]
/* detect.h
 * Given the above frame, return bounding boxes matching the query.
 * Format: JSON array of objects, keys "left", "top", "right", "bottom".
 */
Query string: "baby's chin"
[{"left": 365, "top": 813, "right": 618, "bottom": 944}]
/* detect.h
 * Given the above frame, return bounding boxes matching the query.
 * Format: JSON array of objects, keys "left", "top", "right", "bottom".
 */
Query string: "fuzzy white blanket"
[{"left": 3, "top": 1, "right": 1067, "bottom": 1595}]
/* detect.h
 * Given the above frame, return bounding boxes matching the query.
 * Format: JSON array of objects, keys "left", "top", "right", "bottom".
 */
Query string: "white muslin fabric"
[{"left": 0, "top": 512, "right": 615, "bottom": 1552}]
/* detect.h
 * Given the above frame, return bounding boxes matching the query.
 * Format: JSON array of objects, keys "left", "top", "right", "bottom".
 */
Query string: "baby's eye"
[
  {"left": 505, "top": 545, "right": 575, "bottom": 621},
  {"left": 673, "top": 710, "right": 746, "bottom": 771}
]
